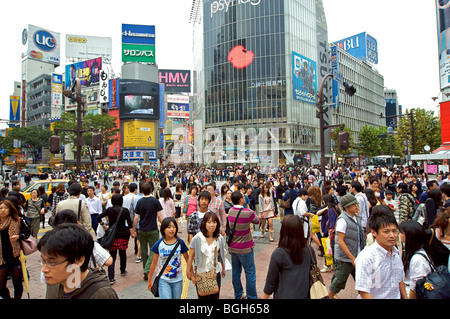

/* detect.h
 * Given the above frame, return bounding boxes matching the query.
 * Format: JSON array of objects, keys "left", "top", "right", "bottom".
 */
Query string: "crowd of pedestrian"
[{"left": 0, "top": 162, "right": 449, "bottom": 299}]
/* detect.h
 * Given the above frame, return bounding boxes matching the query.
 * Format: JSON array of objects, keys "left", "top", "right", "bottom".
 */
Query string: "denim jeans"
[
  {"left": 231, "top": 250, "right": 257, "bottom": 299},
  {"left": 138, "top": 230, "right": 159, "bottom": 274},
  {"left": 159, "top": 279, "right": 183, "bottom": 299}
]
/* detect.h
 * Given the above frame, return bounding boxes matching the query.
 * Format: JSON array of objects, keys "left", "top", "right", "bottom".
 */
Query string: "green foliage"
[
  {"left": 6, "top": 126, "right": 52, "bottom": 163},
  {"left": 395, "top": 108, "right": 441, "bottom": 155}
]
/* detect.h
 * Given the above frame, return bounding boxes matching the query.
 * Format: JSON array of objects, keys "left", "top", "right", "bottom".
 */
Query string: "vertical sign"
[
  {"left": 9, "top": 96, "right": 20, "bottom": 124},
  {"left": 331, "top": 45, "right": 340, "bottom": 109},
  {"left": 99, "top": 70, "right": 109, "bottom": 103},
  {"left": 436, "top": 1, "right": 450, "bottom": 89},
  {"left": 51, "top": 73, "right": 63, "bottom": 107}
]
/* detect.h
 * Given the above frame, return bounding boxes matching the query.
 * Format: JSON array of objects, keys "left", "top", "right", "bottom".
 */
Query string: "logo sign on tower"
[
  {"left": 25, "top": 25, "right": 60, "bottom": 65},
  {"left": 122, "top": 24, "right": 156, "bottom": 63}
]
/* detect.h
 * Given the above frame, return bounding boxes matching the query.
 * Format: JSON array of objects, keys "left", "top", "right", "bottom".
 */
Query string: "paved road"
[{"left": 6, "top": 177, "right": 358, "bottom": 300}]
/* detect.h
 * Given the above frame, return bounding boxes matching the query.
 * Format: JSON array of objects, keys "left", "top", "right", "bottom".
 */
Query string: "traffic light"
[
  {"left": 338, "top": 131, "right": 350, "bottom": 150},
  {"left": 49, "top": 135, "right": 61, "bottom": 154},
  {"left": 92, "top": 133, "right": 103, "bottom": 150},
  {"left": 343, "top": 82, "right": 356, "bottom": 96}
]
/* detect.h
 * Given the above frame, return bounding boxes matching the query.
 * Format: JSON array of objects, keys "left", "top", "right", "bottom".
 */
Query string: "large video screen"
[
  {"left": 123, "top": 95, "right": 156, "bottom": 116},
  {"left": 119, "top": 79, "right": 160, "bottom": 120}
]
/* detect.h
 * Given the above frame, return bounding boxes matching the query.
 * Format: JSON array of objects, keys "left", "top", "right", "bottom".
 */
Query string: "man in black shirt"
[{"left": 132, "top": 182, "right": 163, "bottom": 281}]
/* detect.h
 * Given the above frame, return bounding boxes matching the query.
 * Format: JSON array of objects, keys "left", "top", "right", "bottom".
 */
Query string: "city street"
[{"left": 8, "top": 176, "right": 358, "bottom": 300}]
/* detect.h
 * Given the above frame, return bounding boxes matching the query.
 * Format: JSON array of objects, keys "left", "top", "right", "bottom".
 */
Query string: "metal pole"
[
  {"left": 317, "top": 73, "right": 334, "bottom": 181},
  {"left": 389, "top": 135, "right": 393, "bottom": 170}
]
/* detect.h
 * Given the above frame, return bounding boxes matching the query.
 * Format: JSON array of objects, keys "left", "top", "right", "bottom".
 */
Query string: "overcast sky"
[{"left": 0, "top": 0, "right": 441, "bottom": 129}]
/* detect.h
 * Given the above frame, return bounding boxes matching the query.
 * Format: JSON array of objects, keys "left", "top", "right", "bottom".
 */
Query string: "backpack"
[{"left": 415, "top": 252, "right": 450, "bottom": 299}]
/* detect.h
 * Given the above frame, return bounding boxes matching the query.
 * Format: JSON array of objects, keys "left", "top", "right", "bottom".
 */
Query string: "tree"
[
  {"left": 6, "top": 126, "right": 52, "bottom": 163},
  {"left": 358, "top": 125, "right": 382, "bottom": 157},
  {"left": 53, "top": 112, "right": 120, "bottom": 169},
  {"left": 395, "top": 108, "right": 441, "bottom": 155}
]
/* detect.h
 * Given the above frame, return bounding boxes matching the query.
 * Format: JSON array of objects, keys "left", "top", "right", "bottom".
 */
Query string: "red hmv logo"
[{"left": 228, "top": 45, "right": 254, "bottom": 69}]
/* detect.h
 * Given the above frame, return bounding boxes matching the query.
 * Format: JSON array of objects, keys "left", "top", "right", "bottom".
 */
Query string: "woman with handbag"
[
  {"left": 97, "top": 194, "right": 134, "bottom": 284},
  {"left": 317, "top": 194, "right": 339, "bottom": 272},
  {"left": 187, "top": 212, "right": 226, "bottom": 299},
  {"left": 184, "top": 186, "right": 198, "bottom": 218},
  {"left": 148, "top": 217, "right": 189, "bottom": 299},
  {"left": 0, "top": 200, "right": 30, "bottom": 299},
  {"left": 262, "top": 214, "right": 317, "bottom": 299}
]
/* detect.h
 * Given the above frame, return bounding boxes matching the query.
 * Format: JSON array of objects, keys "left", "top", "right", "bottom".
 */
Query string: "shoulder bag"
[
  {"left": 415, "top": 252, "right": 450, "bottom": 299},
  {"left": 195, "top": 245, "right": 219, "bottom": 297},
  {"left": 226, "top": 208, "right": 244, "bottom": 246},
  {"left": 307, "top": 245, "right": 329, "bottom": 299},
  {"left": 151, "top": 239, "right": 181, "bottom": 297},
  {"left": 99, "top": 208, "right": 123, "bottom": 251}
]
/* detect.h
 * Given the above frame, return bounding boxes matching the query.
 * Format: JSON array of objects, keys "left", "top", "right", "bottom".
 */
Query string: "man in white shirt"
[
  {"left": 355, "top": 205, "right": 406, "bottom": 299},
  {"left": 293, "top": 188, "right": 313, "bottom": 240},
  {"left": 351, "top": 181, "right": 370, "bottom": 232},
  {"left": 85, "top": 186, "right": 102, "bottom": 232}
]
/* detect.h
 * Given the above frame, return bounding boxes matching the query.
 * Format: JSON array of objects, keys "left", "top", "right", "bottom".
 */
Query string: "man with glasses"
[
  {"left": 328, "top": 194, "right": 366, "bottom": 299},
  {"left": 38, "top": 224, "right": 118, "bottom": 299}
]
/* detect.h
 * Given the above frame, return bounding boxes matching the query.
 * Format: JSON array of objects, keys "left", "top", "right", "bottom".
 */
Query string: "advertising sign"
[
  {"left": 109, "top": 78, "right": 119, "bottom": 109},
  {"left": 333, "top": 32, "right": 378, "bottom": 65},
  {"left": 98, "top": 70, "right": 109, "bottom": 103},
  {"left": 440, "top": 101, "right": 450, "bottom": 145},
  {"left": 122, "top": 43, "right": 155, "bottom": 63},
  {"left": 159, "top": 70, "right": 191, "bottom": 93},
  {"left": 436, "top": 1, "right": 450, "bottom": 89},
  {"left": 122, "top": 24, "right": 156, "bottom": 63},
  {"left": 119, "top": 80, "right": 160, "bottom": 120},
  {"left": 65, "top": 34, "right": 112, "bottom": 60},
  {"left": 65, "top": 57, "right": 102, "bottom": 89},
  {"left": 122, "top": 150, "right": 156, "bottom": 161},
  {"left": 167, "top": 95, "right": 190, "bottom": 119},
  {"left": 331, "top": 45, "right": 340, "bottom": 109},
  {"left": 123, "top": 120, "right": 156, "bottom": 148},
  {"left": 51, "top": 73, "right": 63, "bottom": 107},
  {"left": 9, "top": 96, "right": 20, "bottom": 122},
  {"left": 292, "top": 52, "right": 317, "bottom": 105},
  {"left": 26, "top": 25, "right": 61, "bottom": 66}
]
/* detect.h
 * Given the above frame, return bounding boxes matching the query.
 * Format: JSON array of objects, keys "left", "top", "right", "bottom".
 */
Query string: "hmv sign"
[{"left": 159, "top": 69, "right": 191, "bottom": 93}]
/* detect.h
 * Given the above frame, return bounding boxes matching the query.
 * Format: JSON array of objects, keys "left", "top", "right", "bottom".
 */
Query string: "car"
[{"left": 20, "top": 179, "right": 70, "bottom": 202}]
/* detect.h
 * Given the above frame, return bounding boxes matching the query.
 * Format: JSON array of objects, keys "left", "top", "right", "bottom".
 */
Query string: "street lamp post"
[
  {"left": 316, "top": 73, "right": 355, "bottom": 180},
  {"left": 387, "top": 126, "right": 394, "bottom": 169}
]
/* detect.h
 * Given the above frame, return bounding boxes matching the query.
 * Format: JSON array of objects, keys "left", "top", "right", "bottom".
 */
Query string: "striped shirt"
[
  {"left": 208, "top": 196, "right": 226, "bottom": 233},
  {"left": 227, "top": 206, "right": 260, "bottom": 254}
]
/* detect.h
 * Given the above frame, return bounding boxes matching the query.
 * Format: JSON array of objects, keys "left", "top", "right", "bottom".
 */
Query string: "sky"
[{"left": 0, "top": 0, "right": 442, "bottom": 129}]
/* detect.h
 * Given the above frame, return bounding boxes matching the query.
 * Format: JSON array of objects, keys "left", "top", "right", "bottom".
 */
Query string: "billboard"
[
  {"left": 441, "top": 101, "right": 450, "bottom": 145},
  {"left": 25, "top": 25, "right": 61, "bottom": 66},
  {"left": 119, "top": 80, "right": 160, "bottom": 120},
  {"left": 159, "top": 70, "right": 191, "bottom": 93},
  {"left": 122, "top": 24, "right": 156, "bottom": 63},
  {"left": 65, "top": 34, "right": 112, "bottom": 60},
  {"left": 436, "top": 1, "right": 450, "bottom": 89},
  {"left": 292, "top": 52, "right": 317, "bottom": 105},
  {"left": 98, "top": 70, "right": 109, "bottom": 104},
  {"left": 9, "top": 96, "right": 20, "bottom": 122},
  {"left": 385, "top": 99, "right": 398, "bottom": 128},
  {"left": 109, "top": 78, "right": 119, "bottom": 109},
  {"left": 123, "top": 120, "right": 156, "bottom": 148},
  {"left": 167, "top": 95, "right": 190, "bottom": 119},
  {"left": 333, "top": 32, "right": 378, "bottom": 64},
  {"left": 51, "top": 73, "right": 63, "bottom": 107},
  {"left": 331, "top": 45, "right": 340, "bottom": 109},
  {"left": 65, "top": 57, "right": 102, "bottom": 89}
]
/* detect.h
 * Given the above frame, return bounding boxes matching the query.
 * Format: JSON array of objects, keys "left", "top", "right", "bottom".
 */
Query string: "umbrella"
[{"left": 18, "top": 251, "right": 30, "bottom": 299}]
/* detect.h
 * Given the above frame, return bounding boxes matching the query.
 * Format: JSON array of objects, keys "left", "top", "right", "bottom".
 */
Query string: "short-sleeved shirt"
[
  {"left": 151, "top": 238, "right": 189, "bottom": 282},
  {"left": 135, "top": 196, "right": 163, "bottom": 232},
  {"left": 355, "top": 240, "right": 404, "bottom": 299}
]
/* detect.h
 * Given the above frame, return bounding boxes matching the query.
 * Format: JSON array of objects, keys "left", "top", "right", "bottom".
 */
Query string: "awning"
[{"left": 410, "top": 144, "right": 450, "bottom": 161}]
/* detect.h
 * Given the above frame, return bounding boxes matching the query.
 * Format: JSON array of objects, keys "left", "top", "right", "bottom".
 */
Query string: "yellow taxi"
[{"left": 20, "top": 179, "right": 70, "bottom": 201}]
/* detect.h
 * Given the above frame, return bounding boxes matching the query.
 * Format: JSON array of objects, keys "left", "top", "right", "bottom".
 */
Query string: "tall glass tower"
[{"left": 192, "top": 0, "right": 330, "bottom": 166}]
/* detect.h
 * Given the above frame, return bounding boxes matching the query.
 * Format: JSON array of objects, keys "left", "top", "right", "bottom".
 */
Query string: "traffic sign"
[
  {"left": 332, "top": 69, "right": 343, "bottom": 85},
  {"left": 0, "top": 148, "right": 5, "bottom": 154}
]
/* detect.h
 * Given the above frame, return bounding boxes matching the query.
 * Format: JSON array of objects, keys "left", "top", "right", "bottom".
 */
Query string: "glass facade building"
[{"left": 191, "top": 0, "right": 340, "bottom": 165}]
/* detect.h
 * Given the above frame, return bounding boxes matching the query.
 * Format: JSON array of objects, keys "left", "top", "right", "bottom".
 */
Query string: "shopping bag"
[{"left": 321, "top": 237, "right": 333, "bottom": 267}]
